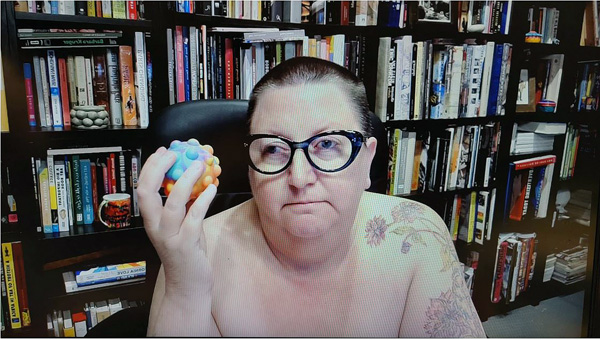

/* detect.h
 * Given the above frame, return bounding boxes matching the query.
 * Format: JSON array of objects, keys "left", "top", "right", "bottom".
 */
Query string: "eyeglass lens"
[{"left": 248, "top": 134, "right": 354, "bottom": 173}]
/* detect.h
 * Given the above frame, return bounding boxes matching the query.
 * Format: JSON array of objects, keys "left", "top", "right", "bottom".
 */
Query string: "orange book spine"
[{"left": 118, "top": 46, "right": 138, "bottom": 126}]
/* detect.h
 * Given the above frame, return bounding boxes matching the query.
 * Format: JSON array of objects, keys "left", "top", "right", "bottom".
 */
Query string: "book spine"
[
  {"left": 92, "top": 54, "right": 109, "bottom": 110},
  {"left": 118, "top": 46, "right": 138, "bottom": 126},
  {"left": 38, "top": 161, "right": 53, "bottom": 233},
  {"left": 84, "top": 58, "right": 94, "bottom": 105},
  {"left": 76, "top": 271, "right": 146, "bottom": 287},
  {"left": 146, "top": 35, "right": 153, "bottom": 113},
  {"left": 72, "top": 155, "right": 84, "bottom": 225},
  {"left": 134, "top": 32, "right": 149, "bottom": 128},
  {"left": 166, "top": 28, "right": 176, "bottom": 105},
  {"left": 112, "top": 1, "right": 126, "bottom": 18},
  {"left": 189, "top": 27, "right": 198, "bottom": 101},
  {"left": 182, "top": 27, "right": 191, "bottom": 101},
  {"left": 54, "top": 161, "right": 69, "bottom": 232},
  {"left": 131, "top": 153, "right": 139, "bottom": 216},
  {"left": 47, "top": 155, "right": 59, "bottom": 232},
  {"left": 90, "top": 162, "right": 99, "bottom": 222},
  {"left": 105, "top": 49, "right": 123, "bottom": 126},
  {"left": 119, "top": 152, "right": 126, "bottom": 193},
  {"left": 10, "top": 242, "right": 30, "bottom": 327},
  {"left": 64, "top": 158, "right": 74, "bottom": 227},
  {"left": 109, "top": 153, "right": 117, "bottom": 193},
  {"left": 46, "top": 50, "right": 63, "bottom": 127},
  {"left": 76, "top": 266, "right": 146, "bottom": 285},
  {"left": 175, "top": 26, "right": 185, "bottom": 103},
  {"left": 224, "top": 37, "right": 234, "bottom": 99},
  {"left": 23, "top": 63, "right": 37, "bottom": 127},
  {"left": 32, "top": 56, "right": 47, "bottom": 127},
  {"left": 1, "top": 243, "right": 21, "bottom": 329},
  {"left": 74, "top": 56, "right": 88, "bottom": 106},
  {"left": 87, "top": 1, "right": 95, "bottom": 16},
  {"left": 80, "top": 159, "right": 93, "bottom": 224},
  {"left": 127, "top": 1, "right": 137, "bottom": 19},
  {"left": 58, "top": 58, "right": 71, "bottom": 127}
]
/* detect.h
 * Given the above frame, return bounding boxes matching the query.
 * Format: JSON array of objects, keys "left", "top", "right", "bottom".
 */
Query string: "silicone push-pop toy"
[{"left": 162, "top": 139, "right": 221, "bottom": 200}]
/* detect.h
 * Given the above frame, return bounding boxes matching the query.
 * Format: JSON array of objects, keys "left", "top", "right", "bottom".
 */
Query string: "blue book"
[
  {"left": 50, "top": 1, "right": 59, "bottom": 14},
  {"left": 388, "top": 1, "right": 401, "bottom": 27},
  {"left": 183, "top": 26, "right": 191, "bottom": 101},
  {"left": 80, "top": 159, "right": 94, "bottom": 224},
  {"left": 486, "top": 44, "right": 504, "bottom": 116},
  {"left": 500, "top": 1, "right": 509, "bottom": 34}
]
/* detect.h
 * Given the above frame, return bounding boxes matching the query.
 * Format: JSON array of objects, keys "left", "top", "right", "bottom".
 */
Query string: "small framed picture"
[{"left": 418, "top": 0, "right": 451, "bottom": 23}]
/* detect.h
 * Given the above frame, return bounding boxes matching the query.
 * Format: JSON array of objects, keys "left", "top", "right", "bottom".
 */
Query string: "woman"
[{"left": 138, "top": 57, "right": 485, "bottom": 337}]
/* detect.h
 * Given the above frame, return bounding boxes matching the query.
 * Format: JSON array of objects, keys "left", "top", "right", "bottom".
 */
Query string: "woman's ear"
[{"left": 363, "top": 136, "right": 378, "bottom": 190}]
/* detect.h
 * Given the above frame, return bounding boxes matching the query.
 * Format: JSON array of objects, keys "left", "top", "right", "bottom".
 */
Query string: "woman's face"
[{"left": 249, "top": 81, "right": 377, "bottom": 243}]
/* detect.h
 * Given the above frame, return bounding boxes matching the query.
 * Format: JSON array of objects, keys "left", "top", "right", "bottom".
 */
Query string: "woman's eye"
[
  {"left": 318, "top": 139, "right": 337, "bottom": 149},
  {"left": 265, "top": 145, "right": 281, "bottom": 154}
]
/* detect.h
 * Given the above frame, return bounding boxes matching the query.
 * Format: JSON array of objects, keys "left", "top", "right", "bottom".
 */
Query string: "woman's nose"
[{"left": 287, "top": 150, "right": 317, "bottom": 188}]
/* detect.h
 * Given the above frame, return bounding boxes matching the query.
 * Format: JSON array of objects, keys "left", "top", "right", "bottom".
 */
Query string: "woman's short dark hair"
[{"left": 247, "top": 57, "right": 373, "bottom": 137}]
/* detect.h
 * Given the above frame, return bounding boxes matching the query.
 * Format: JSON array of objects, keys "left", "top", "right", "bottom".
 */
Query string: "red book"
[
  {"left": 95, "top": 0, "right": 102, "bottom": 17},
  {"left": 509, "top": 168, "right": 532, "bottom": 221},
  {"left": 492, "top": 241, "right": 508, "bottom": 303},
  {"left": 340, "top": 1, "right": 350, "bottom": 25},
  {"left": 224, "top": 38, "right": 234, "bottom": 99},
  {"left": 513, "top": 155, "right": 556, "bottom": 171},
  {"left": 90, "top": 162, "right": 99, "bottom": 221},
  {"left": 109, "top": 153, "right": 117, "bottom": 193},
  {"left": 58, "top": 58, "right": 71, "bottom": 127},
  {"left": 175, "top": 26, "right": 185, "bottom": 103},
  {"left": 127, "top": 1, "right": 137, "bottom": 20},
  {"left": 11, "top": 242, "right": 30, "bottom": 327},
  {"left": 102, "top": 161, "right": 109, "bottom": 194}
]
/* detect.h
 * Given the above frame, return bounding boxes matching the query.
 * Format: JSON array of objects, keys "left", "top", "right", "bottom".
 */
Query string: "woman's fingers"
[
  {"left": 138, "top": 148, "right": 177, "bottom": 232},
  {"left": 180, "top": 184, "right": 217, "bottom": 248},
  {"left": 159, "top": 161, "right": 207, "bottom": 238}
]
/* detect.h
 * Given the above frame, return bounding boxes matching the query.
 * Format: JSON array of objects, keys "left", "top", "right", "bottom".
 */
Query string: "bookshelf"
[{"left": 1, "top": 0, "right": 599, "bottom": 337}]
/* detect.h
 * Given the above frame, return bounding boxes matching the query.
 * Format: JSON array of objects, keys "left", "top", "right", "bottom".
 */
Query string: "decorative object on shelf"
[
  {"left": 162, "top": 139, "right": 221, "bottom": 200},
  {"left": 98, "top": 193, "right": 131, "bottom": 229},
  {"left": 525, "top": 31, "right": 543, "bottom": 43},
  {"left": 70, "top": 105, "right": 109, "bottom": 129},
  {"left": 537, "top": 100, "right": 557, "bottom": 113}
]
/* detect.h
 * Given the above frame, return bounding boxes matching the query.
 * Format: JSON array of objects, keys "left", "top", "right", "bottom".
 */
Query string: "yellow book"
[
  {"left": 2, "top": 243, "right": 21, "bottom": 329},
  {"left": 467, "top": 191, "right": 477, "bottom": 243},
  {"left": 1, "top": 53, "right": 8, "bottom": 132},
  {"left": 87, "top": 1, "right": 96, "bottom": 16},
  {"left": 118, "top": 46, "right": 138, "bottom": 126}
]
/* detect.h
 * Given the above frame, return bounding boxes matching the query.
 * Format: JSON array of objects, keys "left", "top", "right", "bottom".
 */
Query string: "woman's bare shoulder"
[{"left": 202, "top": 198, "right": 260, "bottom": 249}]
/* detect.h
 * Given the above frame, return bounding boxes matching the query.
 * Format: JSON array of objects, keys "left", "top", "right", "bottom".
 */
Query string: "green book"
[{"left": 112, "top": 1, "right": 127, "bottom": 19}]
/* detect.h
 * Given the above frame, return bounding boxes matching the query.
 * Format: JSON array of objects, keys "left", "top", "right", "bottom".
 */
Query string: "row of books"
[
  {"left": 22, "top": 32, "right": 152, "bottom": 128},
  {"left": 14, "top": 0, "right": 146, "bottom": 20},
  {"left": 62, "top": 261, "right": 146, "bottom": 293},
  {"left": 525, "top": 5, "right": 560, "bottom": 45},
  {"left": 387, "top": 123, "right": 501, "bottom": 196},
  {"left": 31, "top": 147, "right": 141, "bottom": 234},
  {"left": 504, "top": 154, "right": 556, "bottom": 222},
  {"left": 1, "top": 242, "right": 30, "bottom": 331},
  {"left": 509, "top": 122, "right": 566, "bottom": 156},
  {"left": 490, "top": 232, "right": 538, "bottom": 304},
  {"left": 172, "top": 0, "right": 404, "bottom": 27},
  {"left": 457, "top": 0, "right": 513, "bottom": 35},
  {"left": 559, "top": 124, "right": 597, "bottom": 181},
  {"left": 551, "top": 245, "right": 588, "bottom": 285},
  {"left": 441, "top": 189, "right": 497, "bottom": 245},
  {"left": 580, "top": 0, "right": 600, "bottom": 47},
  {"left": 575, "top": 61, "right": 599, "bottom": 113},
  {"left": 166, "top": 26, "right": 365, "bottom": 103},
  {"left": 376, "top": 37, "right": 513, "bottom": 122},
  {"left": 46, "top": 298, "right": 146, "bottom": 337}
]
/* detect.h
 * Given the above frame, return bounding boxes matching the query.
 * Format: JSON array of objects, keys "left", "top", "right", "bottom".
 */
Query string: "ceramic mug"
[{"left": 98, "top": 193, "right": 131, "bottom": 228}]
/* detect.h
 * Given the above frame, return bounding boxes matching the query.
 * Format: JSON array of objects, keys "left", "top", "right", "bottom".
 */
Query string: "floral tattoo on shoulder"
[{"left": 364, "top": 202, "right": 483, "bottom": 337}]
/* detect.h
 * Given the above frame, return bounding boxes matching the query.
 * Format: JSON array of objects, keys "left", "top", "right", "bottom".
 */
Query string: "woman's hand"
[{"left": 137, "top": 146, "right": 217, "bottom": 296}]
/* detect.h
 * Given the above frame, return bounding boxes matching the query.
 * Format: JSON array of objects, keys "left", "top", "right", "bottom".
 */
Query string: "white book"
[
  {"left": 47, "top": 146, "right": 122, "bottom": 156},
  {"left": 403, "top": 132, "right": 417, "bottom": 195},
  {"left": 443, "top": 127, "right": 455, "bottom": 192},
  {"left": 74, "top": 56, "right": 88, "bottom": 106},
  {"left": 89, "top": 303, "right": 98, "bottom": 327},
  {"left": 413, "top": 41, "right": 424, "bottom": 120},
  {"left": 449, "top": 125, "right": 464, "bottom": 190},
  {"left": 537, "top": 162, "right": 555, "bottom": 218},
  {"left": 189, "top": 27, "right": 198, "bottom": 101},
  {"left": 134, "top": 32, "right": 149, "bottom": 128},
  {"left": 254, "top": 43, "right": 265, "bottom": 84},
  {"left": 468, "top": 126, "right": 480, "bottom": 188},
  {"left": 496, "top": 43, "right": 512, "bottom": 116},
  {"left": 355, "top": 0, "right": 368, "bottom": 26},
  {"left": 108, "top": 298, "right": 122, "bottom": 315},
  {"left": 542, "top": 54, "right": 564, "bottom": 106},
  {"left": 64, "top": 162, "right": 74, "bottom": 228},
  {"left": 84, "top": 58, "right": 94, "bottom": 105},
  {"left": 66, "top": 56, "right": 77, "bottom": 107},
  {"left": 251, "top": 0, "right": 259, "bottom": 20},
  {"left": 32, "top": 56, "right": 48, "bottom": 127},
  {"left": 39, "top": 56, "right": 53, "bottom": 126},
  {"left": 478, "top": 41, "right": 495, "bottom": 117},
  {"left": 54, "top": 161, "right": 69, "bottom": 232},
  {"left": 241, "top": 46, "right": 252, "bottom": 100},
  {"left": 395, "top": 131, "right": 409, "bottom": 194},
  {"left": 102, "top": 0, "right": 112, "bottom": 17},
  {"left": 43, "top": 0, "right": 51, "bottom": 13},
  {"left": 57, "top": 0, "right": 66, "bottom": 14},
  {"left": 447, "top": 45, "right": 463, "bottom": 119},
  {"left": 396, "top": 35, "right": 412, "bottom": 120},
  {"left": 332, "top": 34, "right": 345, "bottom": 67},
  {"left": 46, "top": 50, "right": 63, "bottom": 127},
  {"left": 486, "top": 188, "right": 496, "bottom": 241},
  {"left": 466, "top": 45, "right": 485, "bottom": 117},
  {"left": 27, "top": 0, "right": 35, "bottom": 12},
  {"left": 374, "top": 37, "right": 391, "bottom": 123},
  {"left": 106, "top": 48, "right": 123, "bottom": 126},
  {"left": 288, "top": 0, "right": 302, "bottom": 23}
]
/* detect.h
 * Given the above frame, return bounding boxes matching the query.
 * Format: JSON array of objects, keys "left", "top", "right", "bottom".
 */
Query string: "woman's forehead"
[{"left": 250, "top": 82, "right": 361, "bottom": 136}]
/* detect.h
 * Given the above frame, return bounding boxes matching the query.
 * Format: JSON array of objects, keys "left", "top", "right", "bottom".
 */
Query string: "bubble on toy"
[{"left": 162, "top": 138, "right": 221, "bottom": 200}]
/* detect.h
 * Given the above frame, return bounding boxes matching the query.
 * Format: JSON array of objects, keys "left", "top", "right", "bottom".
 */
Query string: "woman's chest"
[{"left": 210, "top": 253, "right": 411, "bottom": 337}]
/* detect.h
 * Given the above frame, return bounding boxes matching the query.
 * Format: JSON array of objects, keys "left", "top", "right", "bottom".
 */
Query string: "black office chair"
[{"left": 86, "top": 99, "right": 389, "bottom": 337}]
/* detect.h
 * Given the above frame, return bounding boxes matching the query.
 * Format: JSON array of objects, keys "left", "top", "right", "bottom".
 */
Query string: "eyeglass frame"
[{"left": 243, "top": 130, "right": 366, "bottom": 175}]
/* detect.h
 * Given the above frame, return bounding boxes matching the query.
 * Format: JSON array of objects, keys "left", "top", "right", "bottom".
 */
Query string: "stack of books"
[
  {"left": 552, "top": 245, "right": 588, "bottom": 285},
  {"left": 543, "top": 253, "right": 557, "bottom": 282},
  {"left": 62, "top": 261, "right": 146, "bottom": 293}
]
